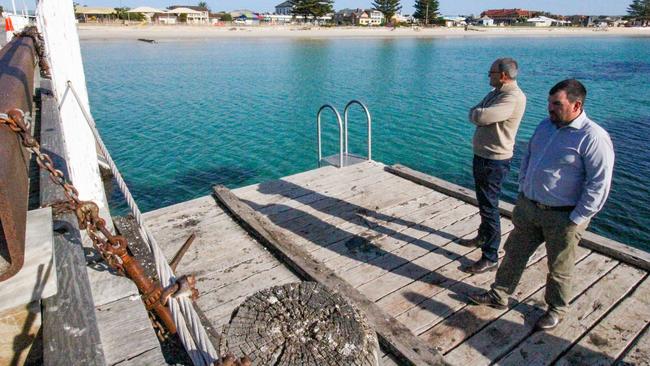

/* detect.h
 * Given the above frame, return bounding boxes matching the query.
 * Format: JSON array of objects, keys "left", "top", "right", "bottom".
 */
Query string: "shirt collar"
[
  {"left": 498, "top": 80, "right": 518, "bottom": 92},
  {"left": 565, "top": 111, "right": 588, "bottom": 129}
]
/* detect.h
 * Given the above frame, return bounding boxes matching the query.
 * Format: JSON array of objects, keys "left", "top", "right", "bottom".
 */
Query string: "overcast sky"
[{"left": 1, "top": 0, "right": 632, "bottom": 15}]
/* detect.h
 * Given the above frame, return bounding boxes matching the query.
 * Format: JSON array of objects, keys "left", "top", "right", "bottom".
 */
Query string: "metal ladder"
[{"left": 317, "top": 100, "right": 372, "bottom": 168}]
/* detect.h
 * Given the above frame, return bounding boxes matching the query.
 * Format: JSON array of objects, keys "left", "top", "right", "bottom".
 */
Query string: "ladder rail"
[
  {"left": 316, "top": 104, "right": 343, "bottom": 168},
  {"left": 343, "top": 100, "right": 372, "bottom": 161}
]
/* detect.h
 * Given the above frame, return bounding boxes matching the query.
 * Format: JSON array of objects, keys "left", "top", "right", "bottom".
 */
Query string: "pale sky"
[{"left": 1, "top": 0, "right": 632, "bottom": 16}]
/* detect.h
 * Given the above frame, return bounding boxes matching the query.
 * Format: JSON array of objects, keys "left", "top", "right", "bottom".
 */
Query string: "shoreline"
[{"left": 78, "top": 24, "right": 650, "bottom": 41}]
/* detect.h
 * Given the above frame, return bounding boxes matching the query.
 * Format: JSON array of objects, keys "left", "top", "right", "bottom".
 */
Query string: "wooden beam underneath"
[
  {"left": 212, "top": 185, "right": 447, "bottom": 366},
  {"left": 386, "top": 163, "right": 650, "bottom": 272}
]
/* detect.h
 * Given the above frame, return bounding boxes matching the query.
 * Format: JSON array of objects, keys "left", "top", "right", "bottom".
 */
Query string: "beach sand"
[{"left": 78, "top": 24, "right": 650, "bottom": 41}]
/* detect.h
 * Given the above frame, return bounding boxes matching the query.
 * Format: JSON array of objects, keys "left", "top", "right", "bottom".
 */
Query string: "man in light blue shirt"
[{"left": 468, "top": 79, "right": 615, "bottom": 331}]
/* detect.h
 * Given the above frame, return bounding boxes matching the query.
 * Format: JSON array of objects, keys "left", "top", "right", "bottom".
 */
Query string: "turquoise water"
[{"left": 81, "top": 36, "right": 650, "bottom": 250}]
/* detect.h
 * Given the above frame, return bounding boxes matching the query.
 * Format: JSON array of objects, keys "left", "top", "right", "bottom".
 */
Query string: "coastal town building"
[
  {"left": 442, "top": 16, "right": 467, "bottom": 27},
  {"left": 275, "top": 1, "right": 293, "bottom": 15},
  {"left": 333, "top": 8, "right": 358, "bottom": 25},
  {"left": 126, "top": 6, "right": 163, "bottom": 23},
  {"left": 477, "top": 15, "right": 494, "bottom": 26},
  {"left": 525, "top": 15, "right": 567, "bottom": 27},
  {"left": 74, "top": 6, "right": 116, "bottom": 22},
  {"left": 356, "top": 9, "right": 384, "bottom": 26},
  {"left": 167, "top": 6, "right": 209, "bottom": 24},
  {"left": 480, "top": 8, "right": 536, "bottom": 25}
]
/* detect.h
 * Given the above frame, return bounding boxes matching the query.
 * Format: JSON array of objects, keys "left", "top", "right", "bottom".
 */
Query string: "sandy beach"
[{"left": 77, "top": 24, "right": 650, "bottom": 41}]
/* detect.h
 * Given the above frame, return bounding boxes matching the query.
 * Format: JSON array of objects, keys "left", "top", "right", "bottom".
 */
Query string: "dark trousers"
[{"left": 472, "top": 155, "right": 511, "bottom": 263}]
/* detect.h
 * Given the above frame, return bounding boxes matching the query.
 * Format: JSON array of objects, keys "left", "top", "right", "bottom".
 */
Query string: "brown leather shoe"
[
  {"left": 457, "top": 236, "right": 485, "bottom": 247},
  {"left": 536, "top": 311, "right": 563, "bottom": 330},
  {"left": 463, "top": 258, "right": 497, "bottom": 274},
  {"left": 467, "top": 290, "right": 507, "bottom": 309}
]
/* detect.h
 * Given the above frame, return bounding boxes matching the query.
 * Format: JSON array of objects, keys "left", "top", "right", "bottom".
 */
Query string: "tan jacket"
[{"left": 469, "top": 81, "right": 526, "bottom": 160}]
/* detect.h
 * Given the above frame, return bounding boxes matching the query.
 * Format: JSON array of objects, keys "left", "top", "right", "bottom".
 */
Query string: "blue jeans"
[{"left": 472, "top": 155, "right": 511, "bottom": 263}]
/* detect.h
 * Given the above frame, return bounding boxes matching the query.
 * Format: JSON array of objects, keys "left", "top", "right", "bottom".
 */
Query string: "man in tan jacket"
[{"left": 460, "top": 58, "right": 527, "bottom": 273}]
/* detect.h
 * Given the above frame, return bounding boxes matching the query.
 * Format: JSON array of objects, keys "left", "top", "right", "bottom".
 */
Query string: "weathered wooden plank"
[
  {"left": 395, "top": 233, "right": 537, "bottom": 335},
  {"left": 443, "top": 260, "right": 633, "bottom": 366},
  {"left": 555, "top": 275, "right": 650, "bottom": 366},
  {"left": 264, "top": 170, "right": 410, "bottom": 225},
  {"left": 0, "top": 302, "right": 41, "bottom": 366},
  {"left": 112, "top": 347, "right": 168, "bottom": 366},
  {"left": 497, "top": 263, "right": 646, "bottom": 365},
  {"left": 374, "top": 229, "right": 523, "bottom": 320},
  {"left": 255, "top": 163, "right": 392, "bottom": 219},
  {"left": 95, "top": 296, "right": 164, "bottom": 366},
  {"left": 381, "top": 353, "right": 402, "bottom": 366},
  {"left": 199, "top": 260, "right": 300, "bottom": 315},
  {"left": 322, "top": 200, "right": 472, "bottom": 276},
  {"left": 421, "top": 247, "right": 595, "bottom": 354},
  {"left": 617, "top": 325, "right": 650, "bottom": 366},
  {"left": 387, "top": 164, "right": 650, "bottom": 271},
  {"left": 39, "top": 79, "right": 106, "bottom": 366},
  {"left": 269, "top": 173, "right": 429, "bottom": 239},
  {"left": 1, "top": 208, "right": 56, "bottom": 312},
  {"left": 213, "top": 185, "right": 447, "bottom": 366},
  {"left": 348, "top": 207, "right": 489, "bottom": 296},
  {"left": 237, "top": 162, "right": 384, "bottom": 207}
]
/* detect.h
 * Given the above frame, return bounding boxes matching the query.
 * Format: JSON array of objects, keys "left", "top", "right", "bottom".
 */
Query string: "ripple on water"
[{"left": 83, "top": 37, "right": 650, "bottom": 250}]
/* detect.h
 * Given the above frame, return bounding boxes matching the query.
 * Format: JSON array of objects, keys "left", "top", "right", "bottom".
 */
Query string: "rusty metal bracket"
[
  {"left": 169, "top": 232, "right": 196, "bottom": 272},
  {"left": 0, "top": 35, "right": 37, "bottom": 282}
]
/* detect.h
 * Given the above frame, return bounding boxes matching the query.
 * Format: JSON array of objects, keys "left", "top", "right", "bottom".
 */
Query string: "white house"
[
  {"left": 358, "top": 10, "right": 383, "bottom": 26},
  {"left": 477, "top": 15, "right": 494, "bottom": 26},
  {"left": 526, "top": 15, "right": 557, "bottom": 27},
  {"left": 275, "top": 1, "right": 293, "bottom": 15},
  {"left": 168, "top": 7, "right": 208, "bottom": 24},
  {"left": 443, "top": 16, "right": 466, "bottom": 27},
  {"left": 127, "top": 6, "right": 163, "bottom": 23}
]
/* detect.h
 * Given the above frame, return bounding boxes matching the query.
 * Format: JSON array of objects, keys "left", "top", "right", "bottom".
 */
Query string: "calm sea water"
[{"left": 81, "top": 36, "right": 650, "bottom": 250}]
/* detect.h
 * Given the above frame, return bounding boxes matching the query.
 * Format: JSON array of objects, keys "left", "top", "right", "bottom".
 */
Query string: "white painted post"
[{"left": 35, "top": 0, "right": 112, "bottom": 223}]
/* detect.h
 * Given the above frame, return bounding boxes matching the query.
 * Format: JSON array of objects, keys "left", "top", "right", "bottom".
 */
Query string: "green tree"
[
  {"left": 179, "top": 13, "right": 188, "bottom": 22},
  {"left": 114, "top": 7, "right": 144, "bottom": 21},
  {"left": 628, "top": 0, "right": 650, "bottom": 25},
  {"left": 413, "top": 0, "right": 438, "bottom": 25},
  {"left": 290, "top": 0, "right": 334, "bottom": 21},
  {"left": 197, "top": 1, "right": 209, "bottom": 11},
  {"left": 372, "top": 0, "right": 401, "bottom": 25},
  {"left": 216, "top": 12, "right": 232, "bottom": 21}
]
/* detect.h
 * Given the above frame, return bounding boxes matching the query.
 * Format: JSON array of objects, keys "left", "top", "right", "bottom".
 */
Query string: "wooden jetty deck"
[{"left": 144, "top": 161, "right": 650, "bottom": 365}]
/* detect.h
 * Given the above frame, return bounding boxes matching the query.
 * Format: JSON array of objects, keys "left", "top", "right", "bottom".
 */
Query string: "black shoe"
[
  {"left": 467, "top": 290, "right": 507, "bottom": 309},
  {"left": 463, "top": 258, "right": 497, "bottom": 274},
  {"left": 536, "top": 311, "right": 563, "bottom": 330},
  {"left": 457, "top": 236, "right": 485, "bottom": 247}
]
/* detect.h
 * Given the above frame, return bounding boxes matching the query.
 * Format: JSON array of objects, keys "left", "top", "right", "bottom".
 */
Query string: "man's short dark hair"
[{"left": 549, "top": 79, "right": 587, "bottom": 104}]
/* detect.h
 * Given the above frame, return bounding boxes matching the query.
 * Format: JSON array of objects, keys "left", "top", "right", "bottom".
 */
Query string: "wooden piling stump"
[{"left": 220, "top": 282, "right": 379, "bottom": 365}]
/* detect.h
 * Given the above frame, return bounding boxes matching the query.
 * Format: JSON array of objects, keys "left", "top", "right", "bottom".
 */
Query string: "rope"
[{"left": 62, "top": 81, "right": 219, "bottom": 365}]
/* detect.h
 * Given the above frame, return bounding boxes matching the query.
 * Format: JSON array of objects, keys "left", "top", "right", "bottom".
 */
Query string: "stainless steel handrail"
[
  {"left": 343, "top": 100, "right": 372, "bottom": 161},
  {"left": 317, "top": 104, "right": 343, "bottom": 168}
]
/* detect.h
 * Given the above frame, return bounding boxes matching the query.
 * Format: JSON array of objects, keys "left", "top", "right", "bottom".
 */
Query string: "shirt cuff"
[{"left": 569, "top": 211, "right": 589, "bottom": 226}]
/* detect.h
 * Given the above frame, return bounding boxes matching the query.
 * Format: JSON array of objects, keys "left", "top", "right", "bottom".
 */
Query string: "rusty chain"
[{"left": 0, "top": 108, "right": 196, "bottom": 335}]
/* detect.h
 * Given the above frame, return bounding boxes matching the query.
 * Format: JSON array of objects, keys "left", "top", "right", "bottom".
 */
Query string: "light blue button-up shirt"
[{"left": 519, "top": 111, "right": 615, "bottom": 225}]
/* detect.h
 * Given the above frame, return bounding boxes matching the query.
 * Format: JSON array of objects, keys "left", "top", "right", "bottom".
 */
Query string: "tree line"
[{"left": 289, "top": 0, "right": 440, "bottom": 24}]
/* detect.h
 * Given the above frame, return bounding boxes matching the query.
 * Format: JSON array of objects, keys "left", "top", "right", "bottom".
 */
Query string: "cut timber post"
[
  {"left": 212, "top": 185, "right": 447, "bottom": 366},
  {"left": 386, "top": 163, "right": 650, "bottom": 272},
  {"left": 220, "top": 282, "right": 379, "bottom": 365}
]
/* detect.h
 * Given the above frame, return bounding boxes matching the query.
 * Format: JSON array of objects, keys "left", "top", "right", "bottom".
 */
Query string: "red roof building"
[{"left": 480, "top": 8, "right": 538, "bottom": 24}]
